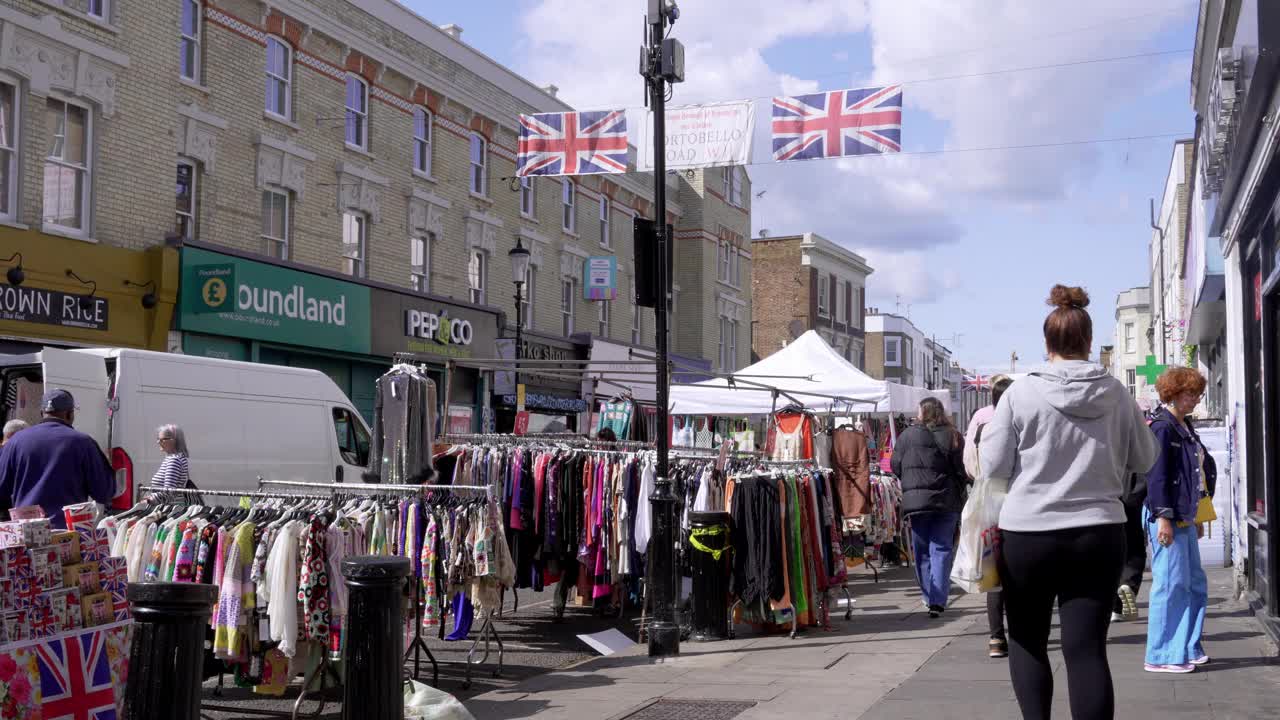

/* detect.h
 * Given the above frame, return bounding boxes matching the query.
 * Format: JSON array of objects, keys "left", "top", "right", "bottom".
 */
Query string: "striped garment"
[{"left": 152, "top": 452, "right": 191, "bottom": 489}]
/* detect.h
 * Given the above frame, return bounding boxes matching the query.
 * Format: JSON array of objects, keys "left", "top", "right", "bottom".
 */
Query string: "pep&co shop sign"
[{"left": 372, "top": 289, "right": 498, "bottom": 361}]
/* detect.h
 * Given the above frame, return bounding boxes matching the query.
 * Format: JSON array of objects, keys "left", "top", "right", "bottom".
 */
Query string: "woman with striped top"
[{"left": 152, "top": 424, "right": 192, "bottom": 490}]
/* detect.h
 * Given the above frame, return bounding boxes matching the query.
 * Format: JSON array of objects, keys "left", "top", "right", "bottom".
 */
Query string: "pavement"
[{"left": 463, "top": 565, "right": 1280, "bottom": 720}]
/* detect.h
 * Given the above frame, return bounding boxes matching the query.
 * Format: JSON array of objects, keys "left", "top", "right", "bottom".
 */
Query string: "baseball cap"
[{"left": 42, "top": 389, "right": 76, "bottom": 413}]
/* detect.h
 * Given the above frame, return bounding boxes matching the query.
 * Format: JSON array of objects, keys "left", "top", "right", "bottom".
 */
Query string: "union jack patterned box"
[{"left": 76, "top": 528, "right": 109, "bottom": 564}]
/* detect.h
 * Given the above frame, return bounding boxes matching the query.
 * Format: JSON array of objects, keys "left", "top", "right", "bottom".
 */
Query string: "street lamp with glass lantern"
[{"left": 509, "top": 238, "right": 532, "bottom": 393}]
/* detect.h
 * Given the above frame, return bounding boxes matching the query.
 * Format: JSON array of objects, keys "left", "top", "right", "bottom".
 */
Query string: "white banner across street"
[{"left": 637, "top": 100, "right": 755, "bottom": 171}]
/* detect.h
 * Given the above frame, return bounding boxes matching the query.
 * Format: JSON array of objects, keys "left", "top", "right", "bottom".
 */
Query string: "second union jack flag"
[
  {"left": 772, "top": 85, "right": 902, "bottom": 162},
  {"left": 36, "top": 629, "right": 118, "bottom": 720},
  {"left": 517, "top": 110, "right": 629, "bottom": 177}
]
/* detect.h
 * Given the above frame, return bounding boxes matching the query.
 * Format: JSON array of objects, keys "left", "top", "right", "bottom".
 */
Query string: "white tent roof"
[{"left": 670, "top": 331, "right": 949, "bottom": 415}]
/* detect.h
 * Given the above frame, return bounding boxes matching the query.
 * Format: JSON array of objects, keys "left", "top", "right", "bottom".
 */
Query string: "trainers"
[
  {"left": 1144, "top": 663, "right": 1196, "bottom": 674},
  {"left": 1117, "top": 585, "right": 1138, "bottom": 619},
  {"left": 988, "top": 638, "right": 1008, "bottom": 658},
  {"left": 928, "top": 604, "right": 944, "bottom": 618},
  {"left": 1111, "top": 612, "right": 1126, "bottom": 623},
  {"left": 1190, "top": 655, "right": 1210, "bottom": 666}
]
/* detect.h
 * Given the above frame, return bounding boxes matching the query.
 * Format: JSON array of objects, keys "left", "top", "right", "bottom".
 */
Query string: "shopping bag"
[
  {"left": 404, "top": 679, "right": 476, "bottom": 719},
  {"left": 1193, "top": 494, "right": 1217, "bottom": 525},
  {"left": 951, "top": 474, "right": 1006, "bottom": 594}
]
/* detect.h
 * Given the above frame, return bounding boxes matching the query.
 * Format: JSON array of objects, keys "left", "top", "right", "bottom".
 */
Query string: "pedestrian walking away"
[
  {"left": 980, "top": 285, "right": 1159, "bottom": 720},
  {"left": 892, "top": 396, "right": 966, "bottom": 618},
  {"left": 963, "top": 373, "right": 1014, "bottom": 658},
  {"left": 0, "top": 389, "right": 115, "bottom": 527},
  {"left": 1143, "top": 367, "right": 1214, "bottom": 674}
]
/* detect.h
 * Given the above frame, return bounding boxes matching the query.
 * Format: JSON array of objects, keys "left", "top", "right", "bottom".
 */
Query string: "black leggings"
[{"left": 999, "top": 524, "right": 1125, "bottom": 720}]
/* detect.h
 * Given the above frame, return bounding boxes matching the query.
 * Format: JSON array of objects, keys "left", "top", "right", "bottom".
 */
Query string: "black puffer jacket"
[{"left": 891, "top": 423, "right": 967, "bottom": 516}]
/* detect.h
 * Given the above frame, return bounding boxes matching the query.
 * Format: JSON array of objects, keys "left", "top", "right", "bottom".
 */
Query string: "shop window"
[
  {"left": 521, "top": 177, "right": 535, "bottom": 218},
  {"left": 342, "top": 210, "right": 367, "bottom": 278},
  {"left": 332, "top": 407, "right": 370, "bottom": 467},
  {"left": 470, "top": 132, "right": 487, "bottom": 196},
  {"left": 413, "top": 106, "right": 432, "bottom": 176},
  {"left": 43, "top": 97, "right": 91, "bottom": 235},
  {"left": 0, "top": 82, "right": 17, "bottom": 220},
  {"left": 411, "top": 234, "right": 431, "bottom": 292},
  {"left": 261, "top": 187, "right": 290, "bottom": 259},
  {"left": 175, "top": 160, "right": 197, "bottom": 240},
  {"left": 180, "top": 0, "right": 201, "bottom": 82},
  {"left": 265, "top": 37, "right": 292, "bottom": 120},
  {"left": 468, "top": 249, "right": 487, "bottom": 304},
  {"left": 561, "top": 278, "right": 575, "bottom": 335},
  {"left": 345, "top": 75, "right": 369, "bottom": 150},
  {"left": 562, "top": 179, "right": 576, "bottom": 233}
]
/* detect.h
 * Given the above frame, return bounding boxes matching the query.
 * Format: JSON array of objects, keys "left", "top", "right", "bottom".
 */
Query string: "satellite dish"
[{"left": 788, "top": 319, "right": 804, "bottom": 340}]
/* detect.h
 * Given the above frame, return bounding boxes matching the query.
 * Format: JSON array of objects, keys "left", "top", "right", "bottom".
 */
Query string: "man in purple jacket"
[{"left": 0, "top": 389, "right": 114, "bottom": 528}]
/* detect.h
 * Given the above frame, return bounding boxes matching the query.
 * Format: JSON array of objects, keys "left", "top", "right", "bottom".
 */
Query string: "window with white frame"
[
  {"left": 43, "top": 98, "right": 90, "bottom": 234},
  {"left": 175, "top": 160, "right": 197, "bottom": 239},
  {"left": 413, "top": 107, "right": 432, "bottom": 176},
  {"left": 1126, "top": 369, "right": 1136, "bottom": 398},
  {"left": 0, "top": 82, "right": 17, "bottom": 219},
  {"left": 561, "top": 278, "right": 575, "bottom": 335},
  {"left": 520, "top": 177, "right": 535, "bottom": 218},
  {"left": 469, "top": 133, "right": 487, "bottom": 196},
  {"left": 597, "top": 300, "right": 611, "bottom": 338},
  {"left": 836, "top": 280, "right": 847, "bottom": 323},
  {"left": 411, "top": 234, "right": 431, "bottom": 292},
  {"left": 345, "top": 75, "right": 368, "bottom": 150},
  {"left": 598, "top": 195, "right": 610, "bottom": 248},
  {"left": 265, "top": 37, "right": 292, "bottom": 119},
  {"left": 561, "top": 179, "right": 576, "bottom": 232},
  {"left": 88, "top": 0, "right": 108, "bottom": 21},
  {"left": 906, "top": 341, "right": 914, "bottom": 370},
  {"left": 817, "top": 273, "right": 829, "bottom": 316},
  {"left": 467, "top": 250, "right": 487, "bottom": 304},
  {"left": 884, "top": 336, "right": 901, "bottom": 366},
  {"left": 180, "top": 0, "right": 201, "bottom": 82},
  {"left": 1124, "top": 322, "right": 1136, "bottom": 353},
  {"left": 722, "top": 167, "right": 743, "bottom": 207},
  {"left": 342, "top": 211, "right": 367, "bottom": 277},
  {"left": 718, "top": 240, "right": 732, "bottom": 283},
  {"left": 261, "top": 187, "right": 289, "bottom": 258},
  {"left": 631, "top": 302, "right": 641, "bottom": 344},
  {"left": 519, "top": 265, "right": 534, "bottom": 329},
  {"left": 719, "top": 317, "right": 738, "bottom": 372}
]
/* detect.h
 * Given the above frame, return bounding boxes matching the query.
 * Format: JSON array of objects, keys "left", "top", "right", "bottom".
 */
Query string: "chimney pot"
[
  {"left": 440, "top": 23, "right": 463, "bottom": 40},
  {"left": 542, "top": 84, "right": 559, "bottom": 97}
]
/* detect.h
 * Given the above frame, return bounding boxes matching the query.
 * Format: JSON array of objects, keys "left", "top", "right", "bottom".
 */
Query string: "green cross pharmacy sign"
[{"left": 1136, "top": 355, "right": 1166, "bottom": 385}]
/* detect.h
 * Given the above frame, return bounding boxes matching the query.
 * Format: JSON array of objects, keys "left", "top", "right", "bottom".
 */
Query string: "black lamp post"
[{"left": 509, "top": 238, "right": 532, "bottom": 397}]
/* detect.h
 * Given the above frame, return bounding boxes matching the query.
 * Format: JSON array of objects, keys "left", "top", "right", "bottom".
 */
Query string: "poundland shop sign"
[{"left": 177, "top": 248, "right": 371, "bottom": 354}]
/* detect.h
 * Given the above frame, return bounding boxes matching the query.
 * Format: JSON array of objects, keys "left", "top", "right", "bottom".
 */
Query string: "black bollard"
[
  {"left": 123, "top": 582, "right": 218, "bottom": 720},
  {"left": 342, "top": 555, "right": 410, "bottom": 720}
]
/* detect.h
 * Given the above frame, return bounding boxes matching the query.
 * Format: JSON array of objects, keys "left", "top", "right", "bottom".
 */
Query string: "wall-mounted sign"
[
  {"left": 370, "top": 290, "right": 499, "bottom": 360},
  {"left": 584, "top": 256, "right": 617, "bottom": 301},
  {"left": 404, "top": 309, "right": 474, "bottom": 347},
  {"left": 0, "top": 283, "right": 108, "bottom": 331}
]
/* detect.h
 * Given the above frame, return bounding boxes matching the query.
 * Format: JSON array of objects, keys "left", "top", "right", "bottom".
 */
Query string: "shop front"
[
  {"left": 369, "top": 288, "right": 500, "bottom": 435},
  {"left": 176, "top": 244, "right": 387, "bottom": 422},
  {"left": 0, "top": 227, "right": 177, "bottom": 354},
  {"left": 492, "top": 332, "right": 589, "bottom": 433}
]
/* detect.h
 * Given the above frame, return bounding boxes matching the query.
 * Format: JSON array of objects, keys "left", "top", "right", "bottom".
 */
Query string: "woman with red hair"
[{"left": 1143, "top": 366, "right": 1214, "bottom": 674}]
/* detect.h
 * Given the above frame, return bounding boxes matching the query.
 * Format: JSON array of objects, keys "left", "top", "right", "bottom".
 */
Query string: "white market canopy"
[{"left": 670, "top": 330, "right": 949, "bottom": 415}]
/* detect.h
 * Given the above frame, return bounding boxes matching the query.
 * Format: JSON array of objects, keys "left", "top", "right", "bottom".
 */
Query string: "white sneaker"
[
  {"left": 1145, "top": 662, "right": 1196, "bottom": 674},
  {"left": 1190, "top": 655, "right": 1210, "bottom": 666},
  {"left": 1117, "top": 585, "right": 1138, "bottom": 619},
  {"left": 1110, "top": 612, "right": 1125, "bottom": 623}
]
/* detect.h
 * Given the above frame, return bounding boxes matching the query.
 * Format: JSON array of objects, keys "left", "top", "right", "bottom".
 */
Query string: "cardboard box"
[
  {"left": 62, "top": 501, "right": 98, "bottom": 533},
  {"left": 0, "top": 546, "right": 31, "bottom": 580},
  {"left": 80, "top": 591, "right": 113, "bottom": 628},
  {"left": 54, "top": 587, "right": 82, "bottom": 632},
  {"left": 50, "top": 531, "right": 82, "bottom": 566},
  {"left": 0, "top": 518, "right": 52, "bottom": 548},
  {"left": 62, "top": 562, "right": 101, "bottom": 595},
  {"left": 8, "top": 506, "right": 45, "bottom": 521},
  {"left": 28, "top": 546, "right": 62, "bottom": 592},
  {"left": 76, "top": 527, "right": 109, "bottom": 563},
  {"left": 0, "top": 610, "right": 31, "bottom": 643}
]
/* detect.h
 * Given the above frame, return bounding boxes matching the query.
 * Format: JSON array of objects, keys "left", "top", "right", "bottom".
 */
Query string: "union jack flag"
[
  {"left": 772, "top": 85, "right": 902, "bottom": 162},
  {"left": 517, "top": 110, "right": 629, "bottom": 177},
  {"left": 36, "top": 630, "right": 118, "bottom": 720},
  {"left": 963, "top": 374, "right": 989, "bottom": 392}
]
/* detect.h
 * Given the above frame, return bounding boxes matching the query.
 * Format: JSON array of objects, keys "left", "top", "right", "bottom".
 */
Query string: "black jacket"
[{"left": 891, "top": 423, "right": 967, "bottom": 516}]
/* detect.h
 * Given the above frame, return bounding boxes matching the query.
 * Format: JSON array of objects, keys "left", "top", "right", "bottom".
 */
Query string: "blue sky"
[{"left": 403, "top": 0, "right": 1198, "bottom": 372}]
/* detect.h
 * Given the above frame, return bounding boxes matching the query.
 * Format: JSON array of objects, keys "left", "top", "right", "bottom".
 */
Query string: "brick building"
[
  {"left": 750, "top": 232, "right": 871, "bottom": 367},
  {"left": 0, "top": 0, "right": 750, "bottom": 429},
  {"left": 864, "top": 311, "right": 928, "bottom": 386}
]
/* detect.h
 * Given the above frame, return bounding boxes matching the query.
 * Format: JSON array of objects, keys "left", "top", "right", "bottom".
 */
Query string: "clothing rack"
[
  {"left": 257, "top": 480, "right": 503, "bottom": 689},
  {"left": 137, "top": 485, "right": 342, "bottom": 720}
]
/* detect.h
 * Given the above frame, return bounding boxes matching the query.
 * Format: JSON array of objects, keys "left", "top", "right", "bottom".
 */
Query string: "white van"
[{"left": 0, "top": 347, "right": 372, "bottom": 508}]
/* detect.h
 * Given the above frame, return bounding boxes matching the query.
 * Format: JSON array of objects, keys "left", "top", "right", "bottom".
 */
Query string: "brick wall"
[
  {"left": 864, "top": 331, "right": 885, "bottom": 379},
  {"left": 750, "top": 236, "right": 805, "bottom": 360}
]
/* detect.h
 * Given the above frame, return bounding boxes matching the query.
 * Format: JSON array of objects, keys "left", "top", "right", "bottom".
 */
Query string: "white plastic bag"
[
  {"left": 404, "top": 679, "right": 476, "bottom": 720},
  {"left": 951, "top": 475, "right": 1007, "bottom": 593}
]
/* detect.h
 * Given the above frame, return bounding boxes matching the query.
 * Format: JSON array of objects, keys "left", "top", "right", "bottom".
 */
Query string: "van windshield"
[{"left": 333, "top": 408, "right": 371, "bottom": 467}]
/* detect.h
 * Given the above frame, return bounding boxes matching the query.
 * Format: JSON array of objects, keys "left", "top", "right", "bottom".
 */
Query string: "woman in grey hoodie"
[{"left": 980, "top": 285, "right": 1159, "bottom": 720}]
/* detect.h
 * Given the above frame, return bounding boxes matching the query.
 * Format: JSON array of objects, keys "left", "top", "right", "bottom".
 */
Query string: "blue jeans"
[
  {"left": 1144, "top": 508, "right": 1208, "bottom": 665},
  {"left": 910, "top": 511, "right": 960, "bottom": 608}
]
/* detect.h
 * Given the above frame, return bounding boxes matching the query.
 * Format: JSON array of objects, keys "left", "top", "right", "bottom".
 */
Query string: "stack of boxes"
[{"left": 0, "top": 507, "right": 129, "bottom": 645}]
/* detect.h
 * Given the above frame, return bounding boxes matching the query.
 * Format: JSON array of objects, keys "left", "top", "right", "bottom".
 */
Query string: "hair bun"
[{"left": 1048, "top": 284, "right": 1089, "bottom": 310}]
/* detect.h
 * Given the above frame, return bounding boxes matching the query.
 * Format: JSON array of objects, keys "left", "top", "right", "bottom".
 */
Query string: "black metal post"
[
  {"left": 123, "top": 582, "right": 218, "bottom": 720},
  {"left": 644, "top": 1, "right": 680, "bottom": 658},
  {"left": 514, "top": 281, "right": 524, "bottom": 392},
  {"left": 342, "top": 555, "right": 410, "bottom": 720}
]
